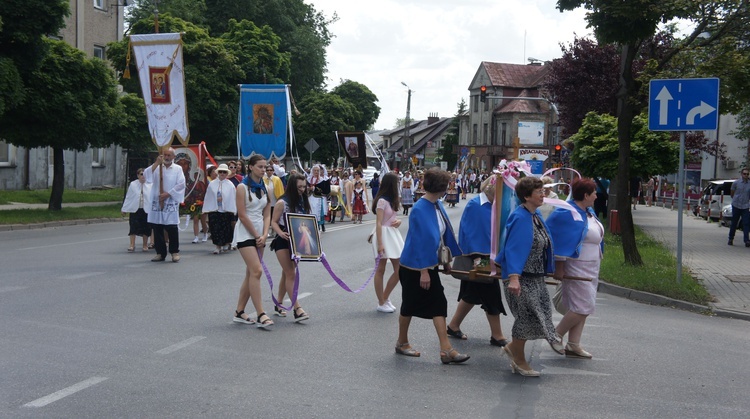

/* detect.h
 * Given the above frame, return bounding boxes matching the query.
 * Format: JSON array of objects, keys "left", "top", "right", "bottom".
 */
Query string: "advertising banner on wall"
[
  {"left": 519, "top": 148, "right": 549, "bottom": 175},
  {"left": 518, "top": 121, "right": 545, "bottom": 146}
]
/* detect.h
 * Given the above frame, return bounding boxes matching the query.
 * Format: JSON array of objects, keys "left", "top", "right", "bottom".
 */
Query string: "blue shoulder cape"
[
  {"left": 495, "top": 205, "right": 555, "bottom": 279},
  {"left": 546, "top": 203, "right": 604, "bottom": 258},
  {"left": 401, "top": 198, "right": 462, "bottom": 270},
  {"left": 458, "top": 195, "right": 491, "bottom": 255}
]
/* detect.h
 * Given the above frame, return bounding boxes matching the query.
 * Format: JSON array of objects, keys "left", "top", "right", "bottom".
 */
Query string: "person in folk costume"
[
  {"left": 143, "top": 147, "right": 186, "bottom": 263},
  {"left": 351, "top": 171, "right": 369, "bottom": 224},
  {"left": 328, "top": 170, "right": 342, "bottom": 224},
  {"left": 307, "top": 164, "right": 331, "bottom": 232},
  {"left": 445, "top": 175, "right": 459, "bottom": 208},
  {"left": 401, "top": 171, "right": 414, "bottom": 215},
  {"left": 270, "top": 173, "right": 312, "bottom": 322},
  {"left": 121, "top": 168, "right": 152, "bottom": 252},
  {"left": 202, "top": 164, "right": 238, "bottom": 254},
  {"left": 232, "top": 154, "right": 274, "bottom": 329}
]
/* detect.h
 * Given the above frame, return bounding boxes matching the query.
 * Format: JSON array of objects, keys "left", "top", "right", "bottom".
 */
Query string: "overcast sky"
[{"left": 308, "top": 0, "right": 593, "bottom": 130}]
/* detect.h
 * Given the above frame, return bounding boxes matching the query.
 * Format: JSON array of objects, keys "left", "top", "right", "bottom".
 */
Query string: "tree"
[
  {"left": 293, "top": 92, "right": 357, "bottom": 165},
  {"left": 0, "top": 0, "right": 69, "bottom": 117},
  {"left": 125, "top": 0, "right": 208, "bottom": 32},
  {"left": 220, "top": 19, "right": 291, "bottom": 85},
  {"left": 569, "top": 112, "right": 678, "bottom": 179},
  {"left": 437, "top": 99, "right": 467, "bottom": 170},
  {"left": 331, "top": 80, "right": 380, "bottom": 130},
  {"left": 0, "top": 39, "right": 122, "bottom": 210},
  {"left": 556, "top": 0, "right": 750, "bottom": 265}
]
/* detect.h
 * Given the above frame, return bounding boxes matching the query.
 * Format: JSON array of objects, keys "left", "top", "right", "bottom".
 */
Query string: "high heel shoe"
[
  {"left": 565, "top": 342, "right": 593, "bottom": 359},
  {"left": 510, "top": 361, "right": 540, "bottom": 377},
  {"left": 548, "top": 333, "right": 564, "bottom": 355},
  {"left": 440, "top": 348, "right": 470, "bottom": 364}
]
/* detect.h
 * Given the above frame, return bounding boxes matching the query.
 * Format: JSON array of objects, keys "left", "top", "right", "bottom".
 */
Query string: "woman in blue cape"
[
  {"left": 496, "top": 176, "right": 561, "bottom": 377},
  {"left": 546, "top": 178, "right": 604, "bottom": 359},
  {"left": 395, "top": 168, "right": 467, "bottom": 364}
]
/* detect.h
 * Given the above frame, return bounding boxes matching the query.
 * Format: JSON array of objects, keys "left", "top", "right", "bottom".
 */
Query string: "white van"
[{"left": 699, "top": 180, "right": 733, "bottom": 220}]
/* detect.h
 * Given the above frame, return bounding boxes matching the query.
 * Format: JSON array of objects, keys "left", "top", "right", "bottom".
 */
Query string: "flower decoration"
[{"left": 493, "top": 159, "right": 533, "bottom": 189}]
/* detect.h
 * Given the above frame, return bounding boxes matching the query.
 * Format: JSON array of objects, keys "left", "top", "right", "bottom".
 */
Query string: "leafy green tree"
[
  {"left": 293, "top": 92, "right": 357, "bottom": 165},
  {"left": 556, "top": 0, "right": 749, "bottom": 265},
  {"left": 125, "top": 0, "right": 208, "bottom": 32},
  {"left": 570, "top": 112, "right": 678, "bottom": 179},
  {"left": 0, "top": 39, "right": 122, "bottom": 210},
  {"left": 331, "top": 80, "right": 380, "bottom": 130},
  {"left": 220, "top": 19, "right": 291, "bottom": 85},
  {"left": 0, "top": 0, "right": 69, "bottom": 116},
  {"left": 437, "top": 99, "right": 467, "bottom": 170}
]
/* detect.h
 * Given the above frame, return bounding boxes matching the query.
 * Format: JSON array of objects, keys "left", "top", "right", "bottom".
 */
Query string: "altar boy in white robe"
[{"left": 144, "top": 148, "right": 186, "bottom": 262}]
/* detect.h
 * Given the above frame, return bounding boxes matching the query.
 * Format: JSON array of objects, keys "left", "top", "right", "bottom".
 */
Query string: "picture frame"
[{"left": 286, "top": 213, "right": 322, "bottom": 261}]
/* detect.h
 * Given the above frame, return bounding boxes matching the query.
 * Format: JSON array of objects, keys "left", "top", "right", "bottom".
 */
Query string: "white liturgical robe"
[{"left": 144, "top": 163, "right": 186, "bottom": 225}]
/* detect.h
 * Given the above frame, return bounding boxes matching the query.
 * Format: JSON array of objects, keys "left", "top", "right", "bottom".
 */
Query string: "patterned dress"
[{"left": 503, "top": 214, "right": 557, "bottom": 343}]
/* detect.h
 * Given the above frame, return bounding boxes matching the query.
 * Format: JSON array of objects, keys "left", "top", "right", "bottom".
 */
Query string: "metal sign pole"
[{"left": 676, "top": 132, "right": 685, "bottom": 283}]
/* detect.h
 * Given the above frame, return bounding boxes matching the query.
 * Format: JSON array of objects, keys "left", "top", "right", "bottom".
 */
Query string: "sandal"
[
  {"left": 440, "top": 348, "right": 470, "bottom": 364},
  {"left": 447, "top": 326, "right": 467, "bottom": 340},
  {"left": 256, "top": 312, "right": 274, "bottom": 330},
  {"left": 273, "top": 306, "right": 287, "bottom": 317},
  {"left": 293, "top": 307, "right": 309, "bottom": 323},
  {"left": 395, "top": 342, "right": 420, "bottom": 357},
  {"left": 127, "top": 247, "right": 135, "bottom": 253},
  {"left": 232, "top": 310, "right": 255, "bottom": 325},
  {"left": 142, "top": 247, "right": 149, "bottom": 252},
  {"left": 147, "top": 243, "right": 155, "bottom": 249}
]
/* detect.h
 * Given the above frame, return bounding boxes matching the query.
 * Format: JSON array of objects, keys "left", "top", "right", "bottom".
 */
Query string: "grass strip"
[
  {"left": 0, "top": 188, "right": 123, "bottom": 205},
  {"left": 0, "top": 205, "right": 123, "bottom": 225},
  {"left": 599, "top": 225, "right": 711, "bottom": 305}
]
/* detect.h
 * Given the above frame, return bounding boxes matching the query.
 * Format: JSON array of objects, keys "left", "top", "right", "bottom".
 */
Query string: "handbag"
[
  {"left": 437, "top": 207, "right": 453, "bottom": 265},
  {"left": 552, "top": 282, "right": 568, "bottom": 315}
]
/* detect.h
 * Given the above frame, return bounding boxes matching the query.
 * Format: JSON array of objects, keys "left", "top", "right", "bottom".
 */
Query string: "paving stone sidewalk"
[{"left": 630, "top": 204, "right": 750, "bottom": 320}]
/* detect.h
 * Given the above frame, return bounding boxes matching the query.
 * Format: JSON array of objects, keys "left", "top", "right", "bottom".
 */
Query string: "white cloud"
[{"left": 309, "top": 0, "right": 593, "bottom": 129}]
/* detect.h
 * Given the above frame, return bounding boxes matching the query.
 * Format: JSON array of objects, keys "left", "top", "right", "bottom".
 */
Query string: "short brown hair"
[
  {"left": 422, "top": 168, "right": 451, "bottom": 193},
  {"left": 515, "top": 176, "right": 543, "bottom": 203},
  {"left": 571, "top": 178, "right": 596, "bottom": 201}
]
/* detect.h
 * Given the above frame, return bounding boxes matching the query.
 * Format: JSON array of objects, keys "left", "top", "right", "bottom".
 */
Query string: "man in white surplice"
[{"left": 144, "top": 148, "right": 186, "bottom": 262}]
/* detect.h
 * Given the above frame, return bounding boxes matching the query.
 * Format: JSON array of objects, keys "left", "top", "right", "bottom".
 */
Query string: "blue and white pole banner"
[
  {"left": 336, "top": 131, "right": 367, "bottom": 169},
  {"left": 129, "top": 33, "right": 189, "bottom": 149},
  {"left": 239, "top": 84, "right": 289, "bottom": 159},
  {"left": 518, "top": 148, "right": 549, "bottom": 175}
]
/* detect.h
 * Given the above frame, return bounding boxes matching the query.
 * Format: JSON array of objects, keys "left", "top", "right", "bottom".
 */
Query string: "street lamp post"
[{"left": 401, "top": 82, "right": 412, "bottom": 170}]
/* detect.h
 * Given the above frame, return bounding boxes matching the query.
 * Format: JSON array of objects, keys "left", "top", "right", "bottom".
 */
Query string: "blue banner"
[{"left": 239, "top": 84, "right": 288, "bottom": 159}]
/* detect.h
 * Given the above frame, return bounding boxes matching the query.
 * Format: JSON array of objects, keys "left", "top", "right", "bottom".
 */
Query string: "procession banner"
[
  {"left": 173, "top": 143, "right": 212, "bottom": 218},
  {"left": 336, "top": 131, "right": 367, "bottom": 169},
  {"left": 239, "top": 84, "right": 289, "bottom": 159},
  {"left": 129, "top": 33, "right": 190, "bottom": 148}
]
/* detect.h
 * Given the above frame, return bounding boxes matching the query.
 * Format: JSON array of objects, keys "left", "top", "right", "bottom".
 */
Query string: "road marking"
[
  {"left": 59, "top": 272, "right": 106, "bottom": 280},
  {"left": 0, "top": 286, "right": 28, "bottom": 293},
  {"left": 538, "top": 365, "right": 610, "bottom": 376},
  {"left": 156, "top": 336, "right": 206, "bottom": 355},
  {"left": 322, "top": 281, "right": 337, "bottom": 288},
  {"left": 23, "top": 377, "right": 108, "bottom": 408},
  {"left": 19, "top": 236, "right": 120, "bottom": 251}
]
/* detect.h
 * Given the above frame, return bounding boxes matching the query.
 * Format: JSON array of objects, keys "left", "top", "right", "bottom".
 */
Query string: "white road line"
[
  {"left": 156, "top": 336, "right": 206, "bottom": 355},
  {"left": 322, "top": 281, "right": 337, "bottom": 288},
  {"left": 19, "top": 236, "right": 120, "bottom": 251},
  {"left": 23, "top": 377, "right": 108, "bottom": 408},
  {"left": 0, "top": 286, "right": 28, "bottom": 293},
  {"left": 59, "top": 272, "right": 106, "bottom": 280}
]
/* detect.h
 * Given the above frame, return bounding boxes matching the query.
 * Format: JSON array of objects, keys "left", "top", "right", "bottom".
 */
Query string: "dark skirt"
[
  {"left": 128, "top": 209, "right": 150, "bottom": 236},
  {"left": 208, "top": 212, "right": 234, "bottom": 246},
  {"left": 399, "top": 266, "right": 447, "bottom": 319},
  {"left": 457, "top": 279, "right": 507, "bottom": 316}
]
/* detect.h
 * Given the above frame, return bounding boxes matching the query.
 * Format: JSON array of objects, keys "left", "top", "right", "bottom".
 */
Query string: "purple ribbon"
[{"left": 319, "top": 252, "right": 380, "bottom": 293}]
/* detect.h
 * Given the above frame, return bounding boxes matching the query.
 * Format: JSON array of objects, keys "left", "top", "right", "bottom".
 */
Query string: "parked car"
[
  {"left": 721, "top": 204, "right": 733, "bottom": 227},
  {"left": 698, "top": 180, "right": 733, "bottom": 220}
]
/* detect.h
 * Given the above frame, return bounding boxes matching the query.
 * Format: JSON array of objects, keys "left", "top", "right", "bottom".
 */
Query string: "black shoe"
[
  {"left": 321, "top": 224, "right": 326, "bottom": 232},
  {"left": 490, "top": 337, "right": 509, "bottom": 347},
  {"left": 728, "top": 239, "right": 733, "bottom": 246},
  {"left": 746, "top": 241, "right": 750, "bottom": 248}
]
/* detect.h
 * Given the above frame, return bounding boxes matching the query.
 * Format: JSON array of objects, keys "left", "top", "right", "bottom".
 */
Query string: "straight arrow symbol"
[{"left": 655, "top": 86, "right": 673, "bottom": 125}]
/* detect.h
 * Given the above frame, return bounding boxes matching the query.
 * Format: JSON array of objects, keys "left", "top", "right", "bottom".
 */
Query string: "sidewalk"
[
  {"left": 0, "top": 201, "right": 121, "bottom": 232},
  {"left": 628, "top": 204, "right": 750, "bottom": 321}
]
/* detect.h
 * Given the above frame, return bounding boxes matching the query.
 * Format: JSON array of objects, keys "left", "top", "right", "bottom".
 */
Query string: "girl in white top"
[
  {"left": 370, "top": 173, "right": 404, "bottom": 313},
  {"left": 232, "top": 155, "right": 273, "bottom": 329}
]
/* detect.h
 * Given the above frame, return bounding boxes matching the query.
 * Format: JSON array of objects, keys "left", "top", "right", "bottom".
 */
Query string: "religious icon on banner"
[
  {"left": 253, "top": 104, "right": 274, "bottom": 134},
  {"left": 345, "top": 136, "right": 359, "bottom": 158},
  {"left": 149, "top": 67, "right": 171, "bottom": 104}
]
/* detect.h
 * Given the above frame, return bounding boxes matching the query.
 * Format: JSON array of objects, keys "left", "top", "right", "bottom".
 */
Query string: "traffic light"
[
  {"left": 554, "top": 144, "right": 562, "bottom": 158},
  {"left": 480, "top": 85, "right": 487, "bottom": 102}
]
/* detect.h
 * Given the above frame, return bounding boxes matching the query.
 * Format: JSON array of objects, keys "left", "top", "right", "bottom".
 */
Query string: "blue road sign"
[{"left": 648, "top": 78, "right": 719, "bottom": 131}]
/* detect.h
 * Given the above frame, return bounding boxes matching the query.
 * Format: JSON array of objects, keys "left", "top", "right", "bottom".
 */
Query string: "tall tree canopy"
[
  {"left": 331, "top": 80, "right": 381, "bottom": 131},
  {"left": 293, "top": 91, "right": 357, "bottom": 166}
]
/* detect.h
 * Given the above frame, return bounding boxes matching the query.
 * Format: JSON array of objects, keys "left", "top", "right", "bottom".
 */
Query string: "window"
[
  {"left": 472, "top": 124, "right": 478, "bottom": 145},
  {"left": 484, "top": 96, "right": 489, "bottom": 112},
  {"left": 483, "top": 123, "right": 488, "bottom": 145},
  {"left": 93, "top": 45, "right": 105, "bottom": 60},
  {"left": 0, "top": 140, "right": 13, "bottom": 166},
  {"left": 501, "top": 123, "right": 507, "bottom": 146},
  {"left": 473, "top": 95, "right": 479, "bottom": 112},
  {"left": 92, "top": 147, "right": 105, "bottom": 167},
  {"left": 94, "top": 0, "right": 105, "bottom": 10}
]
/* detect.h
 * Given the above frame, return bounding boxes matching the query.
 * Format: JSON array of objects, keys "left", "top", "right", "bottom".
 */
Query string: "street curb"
[
  {"left": 598, "top": 280, "right": 750, "bottom": 321},
  {"left": 0, "top": 218, "right": 123, "bottom": 232}
]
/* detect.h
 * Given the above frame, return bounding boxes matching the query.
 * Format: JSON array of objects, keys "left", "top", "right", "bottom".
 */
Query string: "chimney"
[{"left": 427, "top": 112, "right": 439, "bottom": 124}]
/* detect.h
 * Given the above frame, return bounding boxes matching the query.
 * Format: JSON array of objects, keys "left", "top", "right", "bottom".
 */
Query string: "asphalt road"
[{"left": 1, "top": 198, "right": 749, "bottom": 418}]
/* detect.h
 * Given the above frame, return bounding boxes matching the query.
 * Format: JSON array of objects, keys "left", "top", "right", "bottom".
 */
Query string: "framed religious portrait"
[
  {"left": 286, "top": 213, "right": 322, "bottom": 261},
  {"left": 149, "top": 67, "right": 171, "bottom": 104}
]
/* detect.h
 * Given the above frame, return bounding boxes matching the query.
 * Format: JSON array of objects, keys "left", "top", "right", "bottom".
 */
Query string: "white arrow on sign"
[
  {"left": 686, "top": 101, "right": 716, "bottom": 125},
  {"left": 655, "top": 86, "right": 673, "bottom": 125}
]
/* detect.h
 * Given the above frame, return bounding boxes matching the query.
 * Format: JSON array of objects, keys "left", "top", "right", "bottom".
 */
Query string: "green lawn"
[
  {"left": 599, "top": 226, "right": 711, "bottom": 305},
  {"left": 0, "top": 188, "right": 123, "bottom": 205},
  {"left": 0, "top": 205, "right": 123, "bottom": 225}
]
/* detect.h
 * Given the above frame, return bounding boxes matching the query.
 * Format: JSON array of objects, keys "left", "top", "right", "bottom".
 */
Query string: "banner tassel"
[{"left": 123, "top": 37, "right": 132, "bottom": 79}]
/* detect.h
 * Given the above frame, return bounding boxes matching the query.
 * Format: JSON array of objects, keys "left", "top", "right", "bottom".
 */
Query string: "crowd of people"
[{"left": 122, "top": 155, "right": 605, "bottom": 376}]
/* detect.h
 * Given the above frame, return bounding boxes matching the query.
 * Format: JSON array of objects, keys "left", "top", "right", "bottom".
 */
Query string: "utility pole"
[{"left": 401, "top": 82, "right": 412, "bottom": 170}]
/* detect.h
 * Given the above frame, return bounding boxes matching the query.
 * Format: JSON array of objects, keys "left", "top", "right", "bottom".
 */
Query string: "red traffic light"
[
  {"left": 554, "top": 144, "right": 562, "bottom": 151},
  {"left": 480, "top": 85, "right": 487, "bottom": 93}
]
